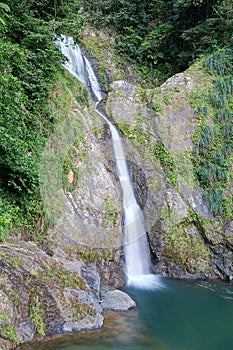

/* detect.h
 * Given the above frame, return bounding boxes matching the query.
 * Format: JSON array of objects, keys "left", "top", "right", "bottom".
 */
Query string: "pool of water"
[{"left": 19, "top": 278, "right": 233, "bottom": 350}]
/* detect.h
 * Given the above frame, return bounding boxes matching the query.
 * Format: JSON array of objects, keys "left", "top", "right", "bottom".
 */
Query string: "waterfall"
[
  {"left": 55, "top": 35, "right": 102, "bottom": 102},
  {"left": 56, "top": 35, "right": 162, "bottom": 289}
]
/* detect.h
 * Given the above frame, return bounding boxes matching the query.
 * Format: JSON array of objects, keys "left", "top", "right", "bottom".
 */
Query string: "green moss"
[
  {"left": 39, "top": 265, "right": 87, "bottom": 290},
  {"left": 197, "top": 215, "right": 224, "bottom": 234},
  {"left": 62, "top": 144, "right": 85, "bottom": 192},
  {"left": 11, "top": 256, "right": 24, "bottom": 266},
  {"left": 55, "top": 69, "right": 90, "bottom": 111},
  {"left": 158, "top": 206, "right": 211, "bottom": 273},
  {"left": 152, "top": 101, "right": 163, "bottom": 114},
  {"left": 82, "top": 33, "right": 126, "bottom": 81},
  {"left": 0, "top": 324, "right": 18, "bottom": 343},
  {"left": 29, "top": 301, "right": 45, "bottom": 337},
  {"left": 49, "top": 70, "right": 91, "bottom": 194},
  {"left": 162, "top": 93, "right": 172, "bottom": 105},
  {"left": 118, "top": 120, "right": 147, "bottom": 145},
  {"left": 102, "top": 195, "right": 119, "bottom": 227},
  {"left": 82, "top": 37, "right": 107, "bottom": 61},
  {"left": 0, "top": 313, "right": 10, "bottom": 322},
  {"left": 72, "top": 302, "right": 96, "bottom": 321},
  {"left": 29, "top": 269, "right": 37, "bottom": 277},
  {"left": 154, "top": 140, "right": 178, "bottom": 188},
  {"left": 164, "top": 227, "right": 210, "bottom": 272},
  {"left": 172, "top": 86, "right": 182, "bottom": 93},
  {"left": 75, "top": 246, "right": 114, "bottom": 264},
  {"left": 10, "top": 290, "right": 20, "bottom": 308},
  {"left": 98, "top": 65, "right": 109, "bottom": 92},
  {"left": 92, "top": 125, "right": 105, "bottom": 139},
  {"left": 117, "top": 113, "right": 179, "bottom": 190}
]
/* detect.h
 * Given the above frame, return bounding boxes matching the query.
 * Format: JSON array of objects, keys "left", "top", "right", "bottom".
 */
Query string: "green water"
[{"left": 19, "top": 278, "right": 233, "bottom": 350}]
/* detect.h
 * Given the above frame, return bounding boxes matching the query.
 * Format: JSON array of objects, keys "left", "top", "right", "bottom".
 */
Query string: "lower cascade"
[{"left": 56, "top": 35, "right": 162, "bottom": 289}]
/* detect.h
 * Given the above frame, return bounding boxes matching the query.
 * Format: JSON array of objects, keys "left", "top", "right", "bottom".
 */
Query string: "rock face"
[
  {"left": 0, "top": 242, "right": 103, "bottom": 349},
  {"left": 40, "top": 101, "right": 123, "bottom": 250},
  {"left": 105, "top": 64, "right": 233, "bottom": 281}
]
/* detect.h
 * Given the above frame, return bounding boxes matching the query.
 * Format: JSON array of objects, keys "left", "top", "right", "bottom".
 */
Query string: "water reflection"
[{"left": 18, "top": 278, "right": 233, "bottom": 350}]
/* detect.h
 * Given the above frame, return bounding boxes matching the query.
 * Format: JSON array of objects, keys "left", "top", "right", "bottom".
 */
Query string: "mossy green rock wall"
[{"left": 104, "top": 59, "right": 232, "bottom": 280}]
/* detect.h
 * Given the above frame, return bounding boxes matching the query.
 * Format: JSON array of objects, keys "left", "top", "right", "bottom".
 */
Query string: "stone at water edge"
[{"left": 101, "top": 290, "right": 136, "bottom": 311}]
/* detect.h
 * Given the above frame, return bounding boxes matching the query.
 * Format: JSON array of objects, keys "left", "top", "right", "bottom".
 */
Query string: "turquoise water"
[{"left": 19, "top": 278, "right": 233, "bottom": 350}]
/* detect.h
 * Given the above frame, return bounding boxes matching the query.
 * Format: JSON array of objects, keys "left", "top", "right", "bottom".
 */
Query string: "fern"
[
  {"left": 213, "top": 152, "right": 225, "bottom": 166},
  {"left": 196, "top": 105, "right": 209, "bottom": 116},
  {"left": 210, "top": 92, "right": 227, "bottom": 108},
  {"left": 222, "top": 144, "right": 233, "bottom": 154},
  {"left": 203, "top": 190, "right": 225, "bottom": 216},
  {"left": 216, "top": 109, "right": 232, "bottom": 123},
  {"left": 205, "top": 50, "right": 233, "bottom": 76},
  {"left": 221, "top": 124, "right": 233, "bottom": 139}
]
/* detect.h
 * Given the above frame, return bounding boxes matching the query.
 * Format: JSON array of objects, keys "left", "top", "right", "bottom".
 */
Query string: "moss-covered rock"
[
  {"left": 0, "top": 242, "right": 103, "bottom": 349},
  {"left": 103, "top": 47, "right": 232, "bottom": 280}
]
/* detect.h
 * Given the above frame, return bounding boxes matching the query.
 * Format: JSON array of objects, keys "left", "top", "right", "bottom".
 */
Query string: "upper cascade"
[{"left": 56, "top": 35, "right": 102, "bottom": 102}]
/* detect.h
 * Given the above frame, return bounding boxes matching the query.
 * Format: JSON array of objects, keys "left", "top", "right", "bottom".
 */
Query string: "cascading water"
[
  {"left": 56, "top": 35, "right": 102, "bottom": 102},
  {"left": 56, "top": 35, "right": 162, "bottom": 289},
  {"left": 95, "top": 108, "right": 153, "bottom": 286}
]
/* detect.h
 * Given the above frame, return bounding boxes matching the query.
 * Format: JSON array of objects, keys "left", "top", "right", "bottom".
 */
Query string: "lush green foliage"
[
  {"left": 80, "top": 0, "right": 232, "bottom": 84},
  {"left": 0, "top": 0, "right": 83, "bottom": 240},
  {"left": 193, "top": 48, "right": 233, "bottom": 218}
]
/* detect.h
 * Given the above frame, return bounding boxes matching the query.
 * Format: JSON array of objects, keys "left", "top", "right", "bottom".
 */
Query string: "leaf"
[{"left": 0, "top": 3, "right": 10, "bottom": 12}]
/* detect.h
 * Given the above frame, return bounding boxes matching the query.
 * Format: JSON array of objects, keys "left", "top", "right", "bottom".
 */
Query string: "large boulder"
[{"left": 101, "top": 290, "right": 136, "bottom": 311}]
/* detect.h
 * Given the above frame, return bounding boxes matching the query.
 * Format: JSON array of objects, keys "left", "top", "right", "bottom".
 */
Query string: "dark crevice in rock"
[
  {"left": 81, "top": 46, "right": 111, "bottom": 96},
  {"left": 128, "top": 161, "right": 148, "bottom": 210}
]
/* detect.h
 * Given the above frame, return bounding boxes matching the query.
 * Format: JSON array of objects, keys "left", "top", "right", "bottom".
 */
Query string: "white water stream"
[{"left": 56, "top": 35, "right": 161, "bottom": 288}]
